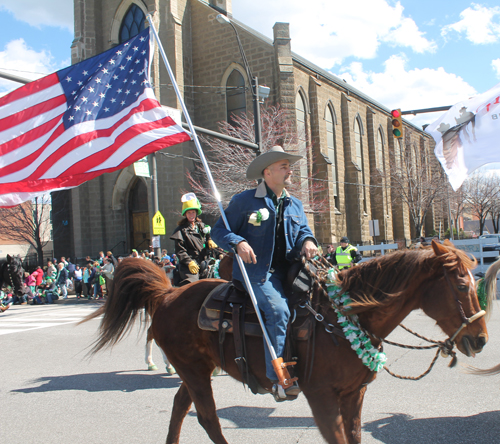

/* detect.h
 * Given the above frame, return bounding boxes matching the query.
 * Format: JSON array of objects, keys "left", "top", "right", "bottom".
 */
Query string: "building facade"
[{"left": 53, "top": 0, "right": 446, "bottom": 259}]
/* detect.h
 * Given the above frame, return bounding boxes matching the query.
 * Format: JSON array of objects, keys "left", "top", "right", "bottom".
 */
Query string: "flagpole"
[{"left": 146, "top": 16, "right": 279, "bottom": 365}]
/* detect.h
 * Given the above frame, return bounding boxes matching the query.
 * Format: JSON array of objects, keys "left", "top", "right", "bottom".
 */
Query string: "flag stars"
[
  {"left": 133, "top": 46, "right": 138, "bottom": 51},
  {"left": 81, "top": 97, "right": 88, "bottom": 103},
  {"left": 65, "top": 76, "right": 72, "bottom": 82},
  {"left": 141, "top": 50, "right": 146, "bottom": 55},
  {"left": 95, "top": 77, "right": 102, "bottom": 83},
  {"left": 113, "top": 75, "right": 118, "bottom": 80},
  {"left": 123, "top": 78, "right": 128, "bottom": 83},
  {"left": 92, "top": 101, "right": 99, "bottom": 107},
  {"left": 131, "top": 80, "right": 136, "bottom": 85},
  {"left": 119, "top": 65, "right": 125, "bottom": 71},
  {"left": 101, "top": 68, "right": 108, "bottom": 74},
  {"left": 77, "top": 81, "right": 83, "bottom": 86},
  {"left": 116, "top": 50, "right": 122, "bottom": 55},
  {"left": 69, "top": 115, "right": 74, "bottom": 121},
  {"left": 109, "top": 59, "right": 115, "bottom": 65},
  {"left": 75, "top": 105, "right": 81, "bottom": 111},
  {"left": 83, "top": 70, "right": 88, "bottom": 76},
  {"left": 104, "top": 107, "right": 110, "bottom": 112},
  {"left": 99, "top": 92, "right": 105, "bottom": 98},
  {"left": 85, "top": 110, "right": 92, "bottom": 116},
  {"left": 129, "top": 69, "right": 134, "bottom": 74},
  {"left": 88, "top": 86, "right": 95, "bottom": 93},
  {"left": 105, "top": 84, "right": 112, "bottom": 89},
  {"left": 117, "top": 88, "right": 122, "bottom": 93},
  {"left": 121, "top": 100, "right": 126, "bottom": 106},
  {"left": 139, "top": 36, "right": 145, "bottom": 42},
  {"left": 126, "top": 56, "right": 132, "bottom": 61},
  {"left": 125, "top": 90, "right": 130, "bottom": 95},
  {"left": 111, "top": 98, "right": 116, "bottom": 103}
]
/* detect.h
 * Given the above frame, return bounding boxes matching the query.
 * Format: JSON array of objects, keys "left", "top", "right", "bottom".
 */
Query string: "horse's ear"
[
  {"left": 443, "top": 239, "right": 454, "bottom": 247},
  {"left": 6, "top": 254, "right": 12, "bottom": 262},
  {"left": 431, "top": 239, "right": 448, "bottom": 257}
]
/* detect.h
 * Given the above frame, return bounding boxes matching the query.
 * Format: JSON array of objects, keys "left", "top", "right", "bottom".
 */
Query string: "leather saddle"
[{"left": 197, "top": 279, "right": 314, "bottom": 341}]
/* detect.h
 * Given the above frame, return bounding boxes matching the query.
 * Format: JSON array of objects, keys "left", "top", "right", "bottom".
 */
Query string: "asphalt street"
[{"left": 1, "top": 297, "right": 499, "bottom": 444}]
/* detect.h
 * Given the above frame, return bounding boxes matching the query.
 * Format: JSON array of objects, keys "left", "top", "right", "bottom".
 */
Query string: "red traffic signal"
[{"left": 391, "top": 109, "right": 403, "bottom": 138}]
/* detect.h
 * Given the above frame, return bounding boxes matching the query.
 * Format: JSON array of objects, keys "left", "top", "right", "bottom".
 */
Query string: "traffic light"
[{"left": 391, "top": 109, "right": 403, "bottom": 139}]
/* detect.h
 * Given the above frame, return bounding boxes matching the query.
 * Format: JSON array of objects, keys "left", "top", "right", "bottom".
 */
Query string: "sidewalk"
[{"left": 54, "top": 293, "right": 106, "bottom": 305}]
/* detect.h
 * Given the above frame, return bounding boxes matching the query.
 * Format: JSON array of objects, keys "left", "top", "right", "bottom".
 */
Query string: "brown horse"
[{"left": 82, "top": 240, "right": 491, "bottom": 444}]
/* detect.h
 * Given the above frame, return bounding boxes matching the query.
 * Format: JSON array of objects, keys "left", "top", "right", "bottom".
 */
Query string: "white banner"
[{"left": 426, "top": 82, "right": 500, "bottom": 190}]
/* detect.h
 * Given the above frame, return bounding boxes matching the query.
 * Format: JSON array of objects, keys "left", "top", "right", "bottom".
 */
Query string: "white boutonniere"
[
  {"left": 203, "top": 226, "right": 211, "bottom": 234},
  {"left": 248, "top": 208, "right": 270, "bottom": 226}
]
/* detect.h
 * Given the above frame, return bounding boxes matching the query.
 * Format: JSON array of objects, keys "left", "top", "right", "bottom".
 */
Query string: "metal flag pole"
[{"left": 146, "top": 16, "right": 294, "bottom": 385}]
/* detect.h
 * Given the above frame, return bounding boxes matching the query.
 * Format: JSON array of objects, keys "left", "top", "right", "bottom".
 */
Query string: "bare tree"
[
  {"left": 389, "top": 137, "right": 447, "bottom": 237},
  {"left": 0, "top": 194, "right": 52, "bottom": 266},
  {"left": 489, "top": 199, "right": 500, "bottom": 234},
  {"left": 449, "top": 186, "right": 467, "bottom": 238},
  {"left": 462, "top": 172, "right": 500, "bottom": 235},
  {"left": 186, "top": 105, "right": 328, "bottom": 214}
]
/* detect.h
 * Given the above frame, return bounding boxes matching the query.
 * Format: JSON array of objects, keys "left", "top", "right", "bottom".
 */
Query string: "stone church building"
[{"left": 52, "top": 0, "right": 445, "bottom": 259}]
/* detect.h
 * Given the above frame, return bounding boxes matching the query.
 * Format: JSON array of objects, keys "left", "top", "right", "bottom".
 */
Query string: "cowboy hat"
[{"left": 246, "top": 146, "right": 303, "bottom": 180}]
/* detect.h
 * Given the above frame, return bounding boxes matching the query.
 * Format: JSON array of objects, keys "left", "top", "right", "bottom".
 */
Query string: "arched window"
[
  {"left": 377, "top": 128, "right": 384, "bottom": 171},
  {"left": 226, "top": 70, "right": 246, "bottom": 125},
  {"left": 295, "top": 92, "right": 308, "bottom": 191},
  {"left": 395, "top": 139, "right": 402, "bottom": 170},
  {"left": 119, "top": 4, "right": 146, "bottom": 43},
  {"left": 326, "top": 105, "right": 339, "bottom": 209},
  {"left": 354, "top": 118, "right": 363, "bottom": 169},
  {"left": 354, "top": 118, "right": 367, "bottom": 214}
]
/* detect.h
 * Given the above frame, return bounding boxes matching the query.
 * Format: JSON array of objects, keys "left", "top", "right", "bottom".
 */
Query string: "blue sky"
[{"left": 0, "top": 0, "right": 499, "bottom": 131}]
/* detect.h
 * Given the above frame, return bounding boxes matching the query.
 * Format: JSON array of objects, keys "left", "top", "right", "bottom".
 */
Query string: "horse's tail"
[
  {"left": 481, "top": 257, "right": 500, "bottom": 322},
  {"left": 79, "top": 257, "right": 173, "bottom": 354},
  {"left": 465, "top": 362, "right": 500, "bottom": 376}
]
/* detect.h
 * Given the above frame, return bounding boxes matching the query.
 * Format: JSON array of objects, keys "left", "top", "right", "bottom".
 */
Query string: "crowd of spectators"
[{"left": 1, "top": 248, "right": 179, "bottom": 313}]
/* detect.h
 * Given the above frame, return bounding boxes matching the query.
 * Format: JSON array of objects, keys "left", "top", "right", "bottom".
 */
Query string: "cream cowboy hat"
[{"left": 246, "top": 146, "right": 303, "bottom": 180}]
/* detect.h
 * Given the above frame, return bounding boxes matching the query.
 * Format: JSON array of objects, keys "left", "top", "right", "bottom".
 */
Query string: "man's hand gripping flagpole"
[{"left": 146, "top": 16, "right": 295, "bottom": 389}]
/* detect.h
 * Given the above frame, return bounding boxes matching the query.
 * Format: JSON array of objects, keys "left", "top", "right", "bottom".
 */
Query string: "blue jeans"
[
  {"left": 59, "top": 284, "right": 67, "bottom": 298},
  {"left": 243, "top": 268, "right": 290, "bottom": 380}
]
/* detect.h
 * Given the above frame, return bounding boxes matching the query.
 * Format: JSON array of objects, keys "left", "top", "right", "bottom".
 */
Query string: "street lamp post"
[{"left": 216, "top": 14, "right": 269, "bottom": 156}]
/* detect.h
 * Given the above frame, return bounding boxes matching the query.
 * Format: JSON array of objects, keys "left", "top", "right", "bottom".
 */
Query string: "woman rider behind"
[{"left": 170, "top": 193, "right": 217, "bottom": 286}]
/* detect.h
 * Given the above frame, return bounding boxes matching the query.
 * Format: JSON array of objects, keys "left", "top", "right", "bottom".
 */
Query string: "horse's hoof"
[
  {"left": 148, "top": 364, "right": 158, "bottom": 371},
  {"left": 166, "top": 364, "right": 176, "bottom": 375}
]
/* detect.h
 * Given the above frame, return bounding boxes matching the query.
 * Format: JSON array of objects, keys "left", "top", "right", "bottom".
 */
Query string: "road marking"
[{"left": 0, "top": 305, "right": 101, "bottom": 335}]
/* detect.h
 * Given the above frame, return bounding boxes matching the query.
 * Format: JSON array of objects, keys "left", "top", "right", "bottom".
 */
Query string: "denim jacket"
[{"left": 212, "top": 181, "right": 316, "bottom": 284}]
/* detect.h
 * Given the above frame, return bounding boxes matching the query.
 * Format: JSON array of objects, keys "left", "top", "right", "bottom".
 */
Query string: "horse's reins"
[{"left": 302, "top": 259, "right": 486, "bottom": 381}]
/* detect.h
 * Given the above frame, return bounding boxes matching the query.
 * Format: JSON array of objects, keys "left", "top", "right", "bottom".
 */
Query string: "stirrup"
[{"left": 272, "top": 382, "right": 299, "bottom": 402}]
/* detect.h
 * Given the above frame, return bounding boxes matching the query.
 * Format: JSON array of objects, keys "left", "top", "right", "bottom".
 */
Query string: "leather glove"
[
  {"left": 208, "top": 240, "right": 218, "bottom": 249},
  {"left": 188, "top": 261, "right": 200, "bottom": 274}
]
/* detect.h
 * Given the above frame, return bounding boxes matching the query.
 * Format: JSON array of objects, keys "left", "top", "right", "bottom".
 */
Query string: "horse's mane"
[{"left": 333, "top": 242, "right": 476, "bottom": 314}]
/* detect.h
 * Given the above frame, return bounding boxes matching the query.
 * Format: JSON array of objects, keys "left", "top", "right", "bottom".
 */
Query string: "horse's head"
[
  {"left": 420, "top": 240, "right": 488, "bottom": 357},
  {"left": 6, "top": 254, "right": 25, "bottom": 296}
]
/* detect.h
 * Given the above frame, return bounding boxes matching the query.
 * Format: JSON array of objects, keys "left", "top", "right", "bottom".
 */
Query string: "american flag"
[{"left": 0, "top": 27, "right": 191, "bottom": 207}]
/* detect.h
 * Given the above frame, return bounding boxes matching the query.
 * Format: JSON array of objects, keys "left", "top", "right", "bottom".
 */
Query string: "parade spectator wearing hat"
[
  {"left": 211, "top": 145, "right": 318, "bottom": 399},
  {"left": 328, "top": 237, "right": 362, "bottom": 269},
  {"left": 170, "top": 193, "right": 217, "bottom": 286}
]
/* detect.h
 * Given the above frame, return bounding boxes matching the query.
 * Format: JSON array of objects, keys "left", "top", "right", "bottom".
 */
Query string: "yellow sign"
[{"left": 152, "top": 211, "right": 166, "bottom": 235}]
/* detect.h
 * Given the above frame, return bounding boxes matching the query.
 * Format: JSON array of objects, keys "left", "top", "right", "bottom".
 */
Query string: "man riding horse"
[{"left": 212, "top": 146, "right": 318, "bottom": 399}]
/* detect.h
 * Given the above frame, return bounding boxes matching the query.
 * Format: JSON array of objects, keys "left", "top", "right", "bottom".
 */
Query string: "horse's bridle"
[{"left": 442, "top": 268, "right": 486, "bottom": 344}]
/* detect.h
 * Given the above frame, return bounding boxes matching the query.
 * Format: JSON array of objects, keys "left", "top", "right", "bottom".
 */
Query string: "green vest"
[{"left": 335, "top": 245, "right": 357, "bottom": 269}]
